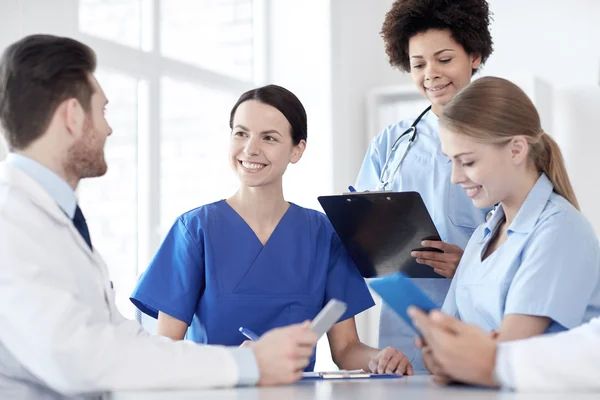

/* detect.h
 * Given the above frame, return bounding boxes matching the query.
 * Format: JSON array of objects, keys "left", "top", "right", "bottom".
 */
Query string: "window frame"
[{"left": 76, "top": 0, "right": 267, "bottom": 276}]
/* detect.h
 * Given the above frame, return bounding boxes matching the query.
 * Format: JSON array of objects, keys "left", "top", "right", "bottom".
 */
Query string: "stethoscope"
[
  {"left": 374, "top": 104, "right": 499, "bottom": 223},
  {"left": 377, "top": 105, "right": 432, "bottom": 191}
]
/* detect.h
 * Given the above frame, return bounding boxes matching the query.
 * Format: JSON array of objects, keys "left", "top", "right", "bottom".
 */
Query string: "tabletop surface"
[{"left": 110, "top": 375, "right": 598, "bottom": 399}]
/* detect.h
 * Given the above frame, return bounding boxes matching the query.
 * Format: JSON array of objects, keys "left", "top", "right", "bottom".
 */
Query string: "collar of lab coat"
[{"left": 0, "top": 162, "right": 94, "bottom": 256}]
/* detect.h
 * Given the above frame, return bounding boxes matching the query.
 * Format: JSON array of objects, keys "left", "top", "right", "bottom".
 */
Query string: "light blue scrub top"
[
  {"left": 355, "top": 110, "right": 488, "bottom": 372},
  {"left": 131, "top": 200, "right": 375, "bottom": 371},
  {"left": 442, "top": 174, "right": 600, "bottom": 331}
]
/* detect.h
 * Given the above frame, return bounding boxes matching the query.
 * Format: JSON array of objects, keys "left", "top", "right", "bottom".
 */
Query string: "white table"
[{"left": 110, "top": 375, "right": 598, "bottom": 399}]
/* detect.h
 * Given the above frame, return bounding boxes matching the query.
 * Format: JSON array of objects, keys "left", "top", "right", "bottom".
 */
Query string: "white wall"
[
  {"left": 554, "top": 87, "right": 600, "bottom": 236},
  {"left": 266, "top": 0, "right": 333, "bottom": 211},
  {"left": 483, "top": 0, "right": 600, "bottom": 233},
  {"left": 329, "top": 0, "right": 409, "bottom": 194},
  {"left": 485, "top": 0, "right": 600, "bottom": 89}
]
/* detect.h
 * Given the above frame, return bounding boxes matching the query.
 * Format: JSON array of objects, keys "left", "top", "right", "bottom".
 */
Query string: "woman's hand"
[
  {"left": 415, "top": 336, "right": 451, "bottom": 379},
  {"left": 411, "top": 240, "right": 463, "bottom": 278},
  {"left": 368, "top": 346, "right": 414, "bottom": 375}
]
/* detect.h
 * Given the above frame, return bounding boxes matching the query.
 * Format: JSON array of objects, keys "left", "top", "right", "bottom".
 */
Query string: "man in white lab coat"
[
  {"left": 408, "top": 307, "right": 600, "bottom": 391},
  {"left": 0, "top": 34, "right": 318, "bottom": 399}
]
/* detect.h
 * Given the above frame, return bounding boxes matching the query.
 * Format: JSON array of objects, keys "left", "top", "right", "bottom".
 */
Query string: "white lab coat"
[
  {"left": 0, "top": 163, "right": 241, "bottom": 399},
  {"left": 497, "top": 317, "right": 600, "bottom": 391}
]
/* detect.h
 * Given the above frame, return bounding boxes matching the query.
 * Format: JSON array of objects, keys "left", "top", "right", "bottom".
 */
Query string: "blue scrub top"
[
  {"left": 355, "top": 110, "right": 488, "bottom": 372},
  {"left": 442, "top": 174, "right": 600, "bottom": 332},
  {"left": 131, "top": 200, "right": 375, "bottom": 371}
]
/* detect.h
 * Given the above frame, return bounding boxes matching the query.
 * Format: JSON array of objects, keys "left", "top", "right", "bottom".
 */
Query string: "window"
[
  {"left": 159, "top": 76, "right": 238, "bottom": 230},
  {"left": 77, "top": 0, "right": 259, "bottom": 317},
  {"left": 78, "top": 0, "right": 152, "bottom": 50},
  {"left": 160, "top": 0, "right": 254, "bottom": 81},
  {"left": 78, "top": 68, "right": 139, "bottom": 317}
]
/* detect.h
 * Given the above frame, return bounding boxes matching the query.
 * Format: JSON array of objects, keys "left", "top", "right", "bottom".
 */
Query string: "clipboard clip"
[
  {"left": 301, "top": 370, "right": 400, "bottom": 380},
  {"left": 320, "top": 371, "right": 372, "bottom": 379}
]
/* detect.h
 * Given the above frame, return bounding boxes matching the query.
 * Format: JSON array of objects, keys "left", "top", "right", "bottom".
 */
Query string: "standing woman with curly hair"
[{"left": 354, "top": 0, "right": 494, "bottom": 373}]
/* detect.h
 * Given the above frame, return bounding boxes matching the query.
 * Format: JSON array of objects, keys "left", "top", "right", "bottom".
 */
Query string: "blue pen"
[
  {"left": 348, "top": 185, "right": 357, "bottom": 193},
  {"left": 239, "top": 327, "right": 260, "bottom": 341}
]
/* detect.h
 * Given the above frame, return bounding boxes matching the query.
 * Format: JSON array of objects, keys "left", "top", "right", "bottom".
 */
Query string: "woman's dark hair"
[
  {"left": 229, "top": 84, "right": 307, "bottom": 145},
  {"left": 0, "top": 34, "right": 97, "bottom": 150},
  {"left": 381, "top": 0, "right": 494, "bottom": 74}
]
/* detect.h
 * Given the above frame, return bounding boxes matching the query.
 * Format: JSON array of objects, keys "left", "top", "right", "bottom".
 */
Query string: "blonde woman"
[{"left": 420, "top": 76, "right": 600, "bottom": 376}]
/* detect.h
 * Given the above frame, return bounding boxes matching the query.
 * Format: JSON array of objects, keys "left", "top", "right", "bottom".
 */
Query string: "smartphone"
[{"left": 310, "top": 299, "right": 348, "bottom": 339}]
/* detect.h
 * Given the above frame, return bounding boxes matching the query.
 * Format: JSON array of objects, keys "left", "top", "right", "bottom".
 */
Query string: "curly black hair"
[{"left": 381, "top": 0, "right": 494, "bottom": 74}]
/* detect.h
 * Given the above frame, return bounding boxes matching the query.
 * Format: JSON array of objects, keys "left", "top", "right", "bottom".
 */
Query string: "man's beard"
[{"left": 66, "top": 117, "right": 107, "bottom": 180}]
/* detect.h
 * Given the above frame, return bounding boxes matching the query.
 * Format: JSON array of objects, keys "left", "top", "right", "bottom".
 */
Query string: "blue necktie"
[{"left": 72, "top": 205, "right": 92, "bottom": 250}]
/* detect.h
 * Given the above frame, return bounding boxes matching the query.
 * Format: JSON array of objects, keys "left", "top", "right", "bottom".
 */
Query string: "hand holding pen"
[{"left": 239, "top": 326, "right": 259, "bottom": 347}]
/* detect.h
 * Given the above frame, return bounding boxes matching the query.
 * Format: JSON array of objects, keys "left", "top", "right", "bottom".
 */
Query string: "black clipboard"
[{"left": 318, "top": 191, "right": 444, "bottom": 279}]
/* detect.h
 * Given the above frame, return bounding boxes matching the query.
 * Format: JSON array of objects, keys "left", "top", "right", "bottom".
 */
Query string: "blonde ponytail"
[
  {"left": 441, "top": 76, "right": 580, "bottom": 210},
  {"left": 536, "top": 132, "right": 579, "bottom": 210}
]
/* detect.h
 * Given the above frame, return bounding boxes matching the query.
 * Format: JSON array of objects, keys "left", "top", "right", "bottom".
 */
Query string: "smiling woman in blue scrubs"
[
  {"left": 131, "top": 85, "right": 412, "bottom": 375},
  {"left": 354, "top": 0, "right": 494, "bottom": 372},
  {"left": 418, "top": 76, "right": 600, "bottom": 376}
]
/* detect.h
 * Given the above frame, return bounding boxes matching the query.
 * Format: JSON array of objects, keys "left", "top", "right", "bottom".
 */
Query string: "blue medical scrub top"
[
  {"left": 131, "top": 200, "right": 375, "bottom": 371},
  {"left": 355, "top": 110, "right": 488, "bottom": 372},
  {"left": 443, "top": 174, "right": 600, "bottom": 332}
]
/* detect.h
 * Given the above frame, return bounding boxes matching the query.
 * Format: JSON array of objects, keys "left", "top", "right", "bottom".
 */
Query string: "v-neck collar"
[{"left": 221, "top": 200, "right": 296, "bottom": 247}]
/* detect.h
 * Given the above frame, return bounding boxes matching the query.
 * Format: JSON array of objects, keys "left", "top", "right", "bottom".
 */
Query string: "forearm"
[
  {"left": 495, "top": 315, "right": 550, "bottom": 342},
  {"left": 157, "top": 311, "right": 188, "bottom": 340},
  {"left": 2, "top": 283, "right": 241, "bottom": 395},
  {"left": 333, "top": 342, "right": 379, "bottom": 371},
  {"left": 53, "top": 324, "right": 240, "bottom": 394}
]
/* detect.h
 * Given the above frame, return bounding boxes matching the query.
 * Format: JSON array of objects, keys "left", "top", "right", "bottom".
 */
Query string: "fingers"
[
  {"left": 408, "top": 307, "right": 436, "bottom": 346},
  {"left": 292, "top": 344, "right": 316, "bottom": 359},
  {"left": 368, "top": 359, "right": 378, "bottom": 373},
  {"left": 414, "top": 336, "right": 425, "bottom": 349},
  {"left": 276, "top": 369, "right": 304, "bottom": 386},
  {"left": 420, "top": 241, "right": 462, "bottom": 253},
  {"left": 411, "top": 252, "right": 459, "bottom": 278},
  {"left": 382, "top": 355, "right": 401, "bottom": 375},
  {"left": 384, "top": 351, "right": 409, "bottom": 375},
  {"left": 407, "top": 306, "right": 428, "bottom": 328},
  {"left": 371, "top": 348, "right": 411, "bottom": 375},
  {"left": 283, "top": 324, "right": 318, "bottom": 346},
  {"left": 292, "top": 355, "right": 311, "bottom": 371},
  {"left": 419, "top": 240, "right": 448, "bottom": 251},
  {"left": 376, "top": 347, "right": 394, "bottom": 374},
  {"left": 421, "top": 346, "right": 441, "bottom": 375},
  {"left": 287, "top": 320, "right": 312, "bottom": 330},
  {"left": 411, "top": 250, "right": 454, "bottom": 262},
  {"left": 432, "top": 268, "right": 455, "bottom": 279},
  {"left": 392, "top": 355, "right": 411, "bottom": 375},
  {"left": 429, "top": 310, "right": 466, "bottom": 334},
  {"left": 433, "top": 375, "right": 454, "bottom": 385}
]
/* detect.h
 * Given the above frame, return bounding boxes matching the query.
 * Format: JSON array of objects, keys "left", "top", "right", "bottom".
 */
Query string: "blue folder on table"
[{"left": 368, "top": 272, "right": 438, "bottom": 333}]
